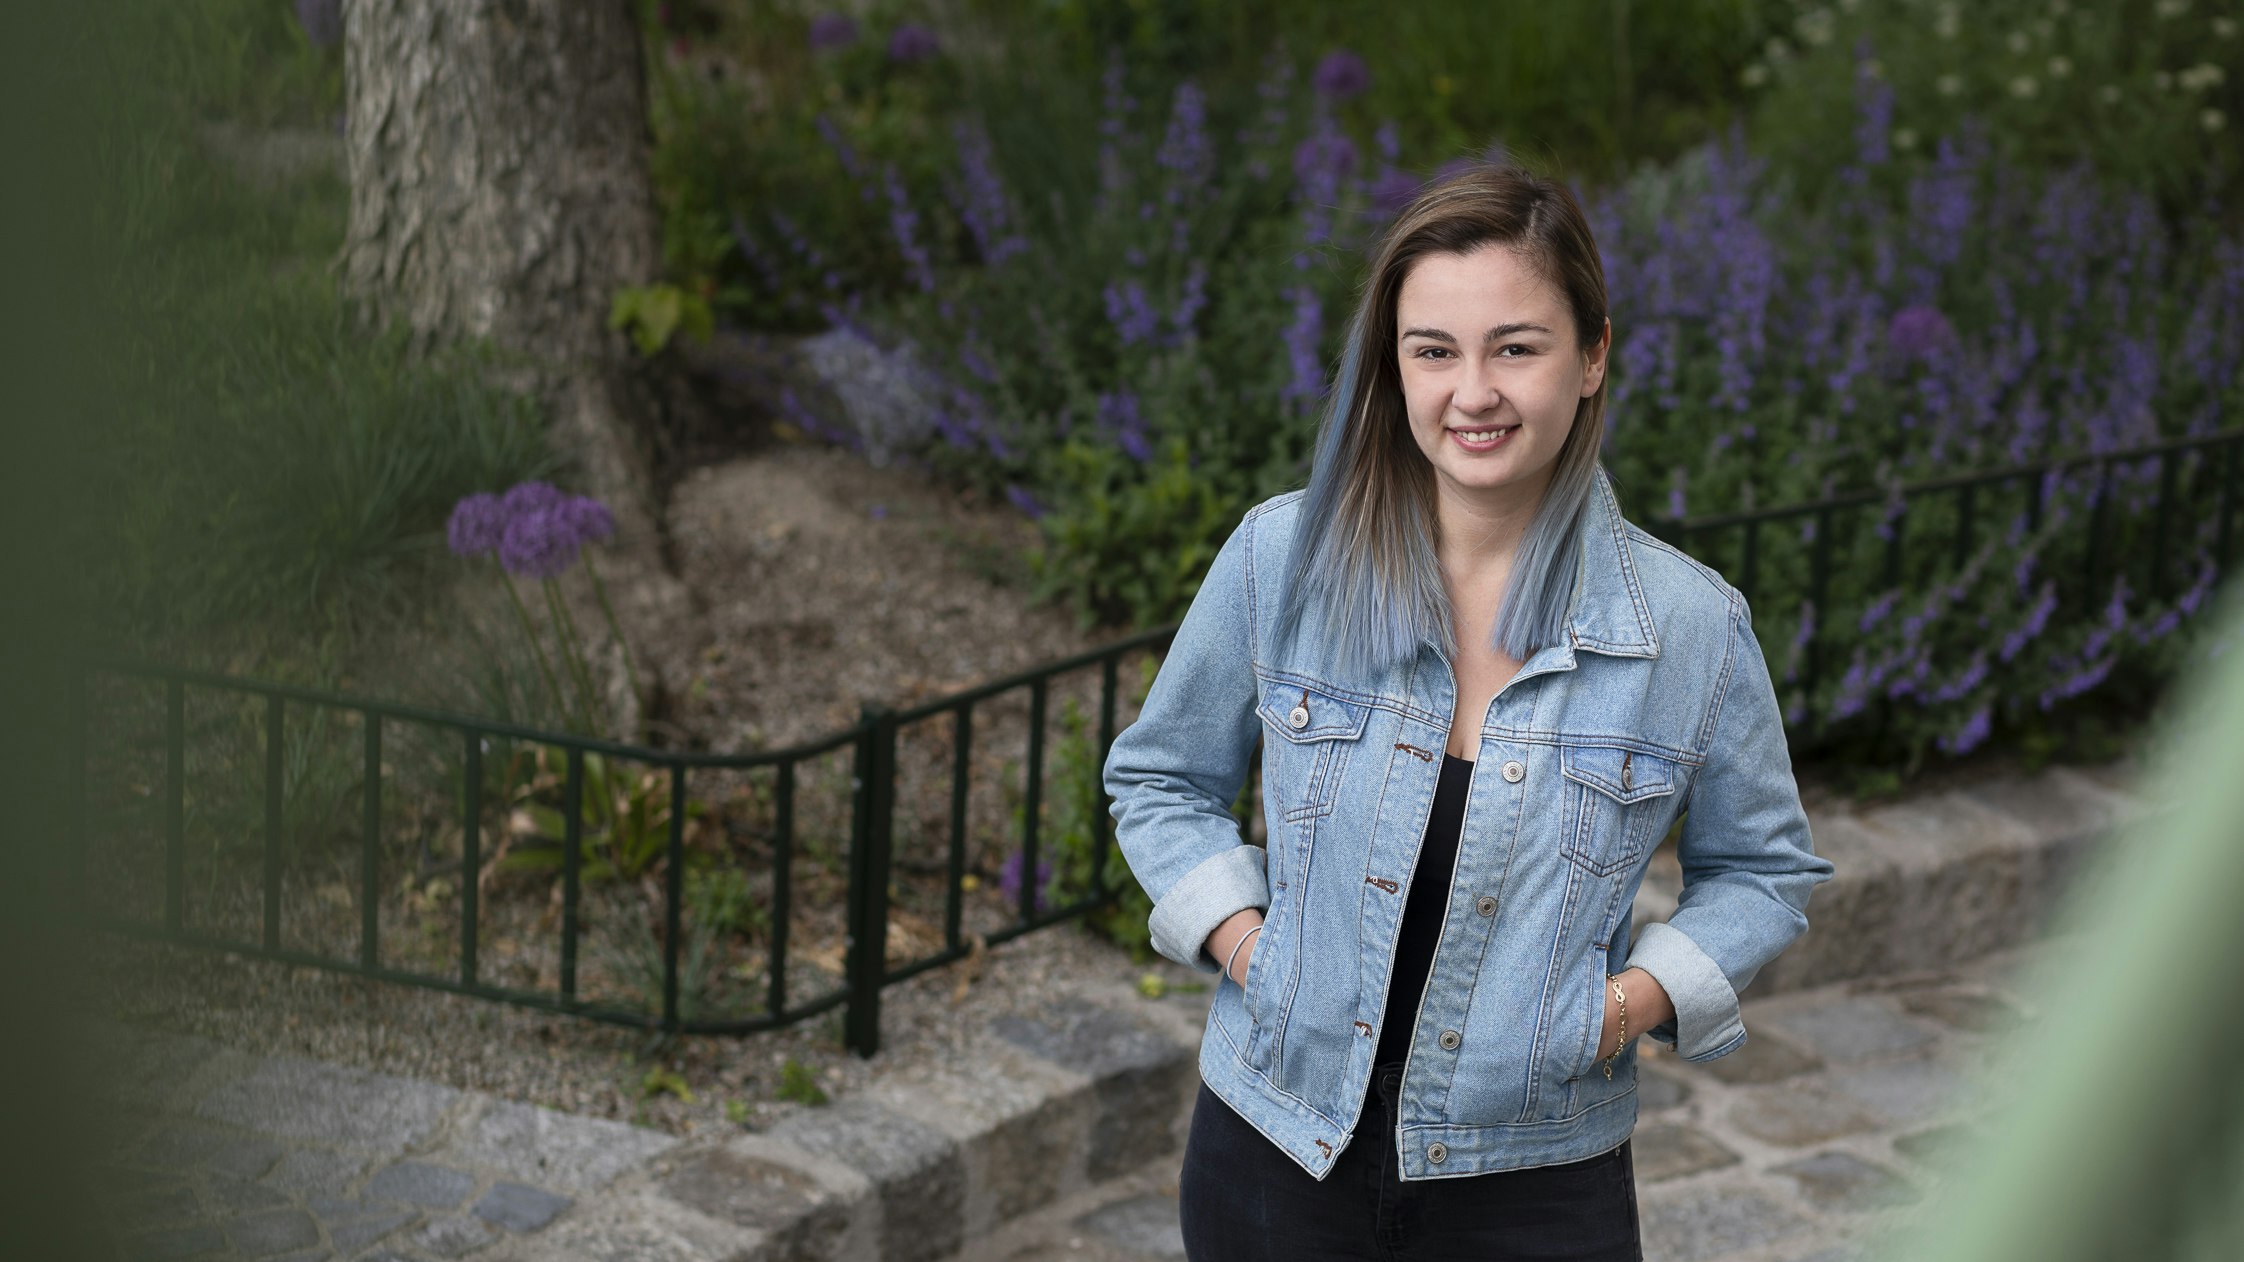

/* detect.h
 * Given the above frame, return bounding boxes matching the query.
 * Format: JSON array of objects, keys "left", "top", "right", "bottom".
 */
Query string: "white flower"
[
  {"left": 2214, "top": 17, "right": 2238, "bottom": 38},
  {"left": 2050, "top": 0, "right": 2070, "bottom": 14},
  {"left": 1892, "top": 127, "right": 1919, "bottom": 151},
  {"left": 2033, "top": 17, "right": 2056, "bottom": 39},
  {"left": 2099, "top": 83, "right": 2122, "bottom": 104},
  {"left": 2180, "top": 63, "right": 2226, "bottom": 92},
  {"left": 1741, "top": 63, "right": 1770, "bottom": 88},
  {"left": 2156, "top": 70, "right": 2175, "bottom": 91},
  {"left": 1938, "top": 72, "right": 1966, "bottom": 97},
  {"left": 1766, "top": 36, "right": 1794, "bottom": 61},
  {"left": 2154, "top": 0, "right": 2190, "bottom": 17},
  {"left": 2204, "top": 107, "right": 2228, "bottom": 132},
  {"left": 1839, "top": 0, "right": 1861, "bottom": 12},
  {"left": 2007, "top": 30, "right": 2032, "bottom": 54},
  {"left": 2048, "top": 55, "right": 2073, "bottom": 79},
  {"left": 2010, "top": 74, "right": 2039, "bottom": 98},
  {"left": 1934, "top": 5, "right": 1961, "bottom": 39},
  {"left": 1796, "top": 10, "right": 1837, "bottom": 46}
]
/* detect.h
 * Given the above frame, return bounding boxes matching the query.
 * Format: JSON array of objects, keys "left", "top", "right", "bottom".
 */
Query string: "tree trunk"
[{"left": 340, "top": 0, "right": 688, "bottom": 737}]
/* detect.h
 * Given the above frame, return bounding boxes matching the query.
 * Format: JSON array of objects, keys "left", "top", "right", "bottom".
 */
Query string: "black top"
[{"left": 1373, "top": 753, "right": 1474, "bottom": 1070}]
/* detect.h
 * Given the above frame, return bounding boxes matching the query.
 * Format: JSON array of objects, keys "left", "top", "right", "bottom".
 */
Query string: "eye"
[
  {"left": 1496, "top": 343, "right": 1533, "bottom": 358},
  {"left": 1413, "top": 346, "right": 1454, "bottom": 361}
]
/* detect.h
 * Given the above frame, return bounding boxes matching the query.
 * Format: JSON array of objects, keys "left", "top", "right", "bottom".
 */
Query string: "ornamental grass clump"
[{"left": 447, "top": 482, "right": 643, "bottom": 737}]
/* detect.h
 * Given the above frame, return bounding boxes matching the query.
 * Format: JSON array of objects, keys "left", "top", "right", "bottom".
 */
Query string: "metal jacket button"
[
  {"left": 1427, "top": 1142, "right": 1448, "bottom": 1164},
  {"left": 1475, "top": 895, "right": 1497, "bottom": 917},
  {"left": 1438, "top": 1029, "right": 1461, "bottom": 1051},
  {"left": 1501, "top": 759, "right": 1525, "bottom": 783},
  {"left": 1287, "top": 705, "right": 1310, "bottom": 729}
]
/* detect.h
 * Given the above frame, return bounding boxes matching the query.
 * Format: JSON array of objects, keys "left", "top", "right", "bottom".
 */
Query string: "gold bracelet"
[{"left": 1604, "top": 975, "right": 1628, "bottom": 1080}]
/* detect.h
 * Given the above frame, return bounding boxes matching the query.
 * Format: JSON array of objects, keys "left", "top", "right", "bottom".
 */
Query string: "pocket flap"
[
  {"left": 1256, "top": 677, "right": 1370, "bottom": 743},
  {"left": 1560, "top": 744, "right": 1680, "bottom": 804}
]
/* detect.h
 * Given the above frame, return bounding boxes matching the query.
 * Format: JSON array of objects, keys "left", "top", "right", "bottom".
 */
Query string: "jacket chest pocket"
[
  {"left": 1255, "top": 678, "right": 1370, "bottom": 823},
  {"left": 1558, "top": 744, "right": 1683, "bottom": 877}
]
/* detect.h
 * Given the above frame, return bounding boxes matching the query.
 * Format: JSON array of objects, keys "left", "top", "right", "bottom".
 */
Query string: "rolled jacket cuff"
[
  {"left": 1147, "top": 845, "right": 1270, "bottom": 973},
  {"left": 1624, "top": 921, "right": 1746, "bottom": 1061}
]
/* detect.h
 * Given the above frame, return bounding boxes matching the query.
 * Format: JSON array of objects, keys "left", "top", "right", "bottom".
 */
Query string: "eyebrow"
[{"left": 1399, "top": 322, "right": 1555, "bottom": 344}]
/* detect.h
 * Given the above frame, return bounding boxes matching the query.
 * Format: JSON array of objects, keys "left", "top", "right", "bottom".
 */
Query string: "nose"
[{"left": 1454, "top": 354, "right": 1501, "bottom": 415}]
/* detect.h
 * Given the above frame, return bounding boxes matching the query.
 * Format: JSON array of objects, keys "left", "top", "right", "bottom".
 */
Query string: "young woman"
[{"left": 1103, "top": 163, "right": 1836, "bottom": 1260}]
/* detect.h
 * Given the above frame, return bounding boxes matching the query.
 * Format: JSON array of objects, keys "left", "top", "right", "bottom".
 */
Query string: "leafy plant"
[
  {"left": 501, "top": 747, "right": 711, "bottom": 884},
  {"left": 608, "top": 282, "right": 716, "bottom": 357},
  {"left": 776, "top": 1056, "right": 829, "bottom": 1106}
]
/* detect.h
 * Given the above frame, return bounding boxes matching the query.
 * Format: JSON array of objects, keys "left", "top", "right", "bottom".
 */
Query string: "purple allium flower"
[
  {"left": 500, "top": 480, "right": 567, "bottom": 519},
  {"left": 294, "top": 0, "right": 341, "bottom": 48},
  {"left": 887, "top": 22, "right": 940, "bottom": 63},
  {"left": 498, "top": 508, "right": 583, "bottom": 580},
  {"left": 807, "top": 13, "right": 858, "bottom": 50},
  {"left": 1312, "top": 50, "right": 1371, "bottom": 101},
  {"left": 555, "top": 495, "right": 616, "bottom": 548},
  {"left": 1005, "top": 484, "right": 1046, "bottom": 519},
  {"left": 446, "top": 493, "right": 507, "bottom": 557},
  {"left": 1886, "top": 304, "right": 1956, "bottom": 361}
]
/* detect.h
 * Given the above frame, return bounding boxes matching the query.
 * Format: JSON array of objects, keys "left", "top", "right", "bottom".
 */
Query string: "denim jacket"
[{"left": 1103, "top": 466, "right": 1835, "bottom": 1181}]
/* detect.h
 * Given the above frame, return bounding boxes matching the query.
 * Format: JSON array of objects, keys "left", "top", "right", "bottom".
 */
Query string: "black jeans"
[{"left": 1179, "top": 1063, "right": 1642, "bottom": 1261}]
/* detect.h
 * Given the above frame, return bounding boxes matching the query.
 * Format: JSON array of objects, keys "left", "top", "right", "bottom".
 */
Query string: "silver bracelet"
[{"left": 1223, "top": 924, "right": 1264, "bottom": 984}]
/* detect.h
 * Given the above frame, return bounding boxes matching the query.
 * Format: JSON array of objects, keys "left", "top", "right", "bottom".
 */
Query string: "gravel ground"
[{"left": 88, "top": 913, "right": 1184, "bottom": 1141}]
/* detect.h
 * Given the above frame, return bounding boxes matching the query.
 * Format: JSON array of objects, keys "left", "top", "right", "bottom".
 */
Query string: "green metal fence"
[{"left": 75, "top": 429, "right": 2239, "bottom": 1056}]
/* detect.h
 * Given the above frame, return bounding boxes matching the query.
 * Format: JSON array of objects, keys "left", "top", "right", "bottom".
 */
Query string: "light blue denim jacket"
[{"left": 1103, "top": 466, "right": 1835, "bottom": 1181}]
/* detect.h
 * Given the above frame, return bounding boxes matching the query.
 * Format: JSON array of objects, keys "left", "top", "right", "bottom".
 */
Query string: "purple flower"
[
  {"left": 500, "top": 480, "right": 568, "bottom": 519},
  {"left": 1937, "top": 706, "right": 1992, "bottom": 757},
  {"left": 446, "top": 493, "right": 507, "bottom": 557},
  {"left": 1104, "top": 279, "right": 1159, "bottom": 346},
  {"left": 1005, "top": 484, "right": 1046, "bottom": 519},
  {"left": 498, "top": 508, "right": 583, "bottom": 580},
  {"left": 1280, "top": 284, "right": 1324, "bottom": 412},
  {"left": 1312, "top": 50, "right": 1370, "bottom": 101},
  {"left": 1098, "top": 390, "right": 1152, "bottom": 462},
  {"left": 294, "top": 0, "right": 341, "bottom": 48},
  {"left": 883, "top": 164, "right": 936, "bottom": 293},
  {"left": 887, "top": 22, "right": 940, "bottom": 63},
  {"left": 807, "top": 13, "right": 858, "bottom": 50},
  {"left": 1886, "top": 304, "right": 1955, "bottom": 361},
  {"left": 1370, "top": 168, "right": 1422, "bottom": 216},
  {"left": 997, "top": 852, "right": 1054, "bottom": 909},
  {"left": 555, "top": 495, "right": 616, "bottom": 547}
]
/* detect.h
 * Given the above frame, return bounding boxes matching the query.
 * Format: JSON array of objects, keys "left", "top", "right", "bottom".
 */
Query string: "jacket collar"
[{"left": 1562, "top": 466, "right": 1661, "bottom": 659}]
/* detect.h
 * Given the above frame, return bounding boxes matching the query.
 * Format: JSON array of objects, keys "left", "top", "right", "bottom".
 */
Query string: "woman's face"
[{"left": 1394, "top": 243, "right": 1609, "bottom": 513}]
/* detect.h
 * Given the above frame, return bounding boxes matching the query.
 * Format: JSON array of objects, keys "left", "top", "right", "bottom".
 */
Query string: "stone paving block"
[
  {"left": 211, "top": 1178, "right": 293, "bottom": 1212},
  {"left": 1756, "top": 995, "right": 1942, "bottom": 1064},
  {"left": 1891, "top": 1120, "right": 1986, "bottom": 1167},
  {"left": 1726, "top": 1084, "right": 1884, "bottom": 1148},
  {"left": 1963, "top": 769, "right": 2123, "bottom": 851},
  {"left": 1637, "top": 1068, "right": 1692, "bottom": 1113},
  {"left": 366, "top": 1160, "right": 478, "bottom": 1209},
  {"left": 127, "top": 1222, "right": 228, "bottom": 1260},
  {"left": 1629, "top": 1121, "right": 1740, "bottom": 1183},
  {"left": 436, "top": 1098, "right": 678, "bottom": 1196},
  {"left": 1754, "top": 814, "right": 1900, "bottom": 990},
  {"left": 225, "top": 1208, "right": 321, "bottom": 1255},
  {"left": 1860, "top": 792, "right": 2041, "bottom": 968},
  {"left": 119, "top": 1181, "right": 201, "bottom": 1228},
  {"left": 325, "top": 1209, "right": 417, "bottom": 1253},
  {"left": 771, "top": 1098, "right": 966, "bottom": 1262},
  {"left": 261, "top": 1149, "right": 372, "bottom": 1197},
  {"left": 1827, "top": 1056, "right": 1970, "bottom": 1128},
  {"left": 530, "top": 1210, "right": 730, "bottom": 1262},
  {"left": 865, "top": 1043, "right": 1098, "bottom": 1233},
  {"left": 1637, "top": 1185, "right": 1812, "bottom": 1262},
  {"left": 1702, "top": 1027, "right": 1822, "bottom": 1085},
  {"left": 992, "top": 995, "right": 1193, "bottom": 1182},
  {"left": 100, "top": 1026, "right": 227, "bottom": 1113},
  {"left": 660, "top": 1146, "right": 852, "bottom": 1260},
  {"left": 265, "top": 1251, "right": 332, "bottom": 1262},
  {"left": 135, "top": 1123, "right": 285, "bottom": 1179},
  {"left": 1771, "top": 1151, "right": 1922, "bottom": 1212},
  {"left": 195, "top": 1056, "right": 461, "bottom": 1155},
  {"left": 1074, "top": 1191, "right": 1186, "bottom": 1260},
  {"left": 1893, "top": 986, "right": 2027, "bottom": 1034},
  {"left": 474, "top": 1182, "right": 573, "bottom": 1233},
  {"left": 411, "top": 1214, "right": 499, "bottom": 1258}
]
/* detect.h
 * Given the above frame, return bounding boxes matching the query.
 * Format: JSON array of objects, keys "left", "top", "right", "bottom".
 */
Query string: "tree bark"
[{"left": 340, "top": 0, "right": 688, "bottom": 736}]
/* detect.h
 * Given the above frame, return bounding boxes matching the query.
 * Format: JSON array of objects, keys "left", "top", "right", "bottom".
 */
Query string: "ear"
[{"left": 1581, "top": 318, "right": 1612, "bottom": 397}]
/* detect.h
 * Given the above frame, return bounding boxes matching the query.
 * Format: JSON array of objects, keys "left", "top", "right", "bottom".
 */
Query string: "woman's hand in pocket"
[
  {"left": 1207, "top": 909, "right": 1266, "bottom": 988},
  {"left": 1598, "top": 968, "right": 1676, "bottom": 1062}
]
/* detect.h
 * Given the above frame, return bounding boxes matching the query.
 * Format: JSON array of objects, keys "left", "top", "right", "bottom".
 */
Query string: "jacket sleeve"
[
  {"left": 1623, "top": 596, "right": 1836, "bottom": 1060},
  {"left": 1102, "top": 507, "right": 1268, "bottom": 974}
]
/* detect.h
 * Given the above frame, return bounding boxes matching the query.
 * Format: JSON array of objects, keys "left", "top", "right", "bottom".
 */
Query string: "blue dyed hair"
[{"left": 1274, "top": 163, "right": 1612, "bottom": 682}]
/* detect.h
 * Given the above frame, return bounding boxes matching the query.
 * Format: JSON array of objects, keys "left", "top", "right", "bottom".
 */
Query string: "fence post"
[{"left": 845, "top": 703, "right": 896, "bottom": 1057}]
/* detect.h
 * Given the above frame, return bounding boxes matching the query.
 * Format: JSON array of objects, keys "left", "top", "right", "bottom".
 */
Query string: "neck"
[{"left": 1432, "top": 466, "right": 1552, "bottom": 583}]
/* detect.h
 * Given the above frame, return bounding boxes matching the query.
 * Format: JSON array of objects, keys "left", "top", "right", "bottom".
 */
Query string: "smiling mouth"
[{"left": 1449, "top": 424, "right": 1520, "bottom": 449}]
